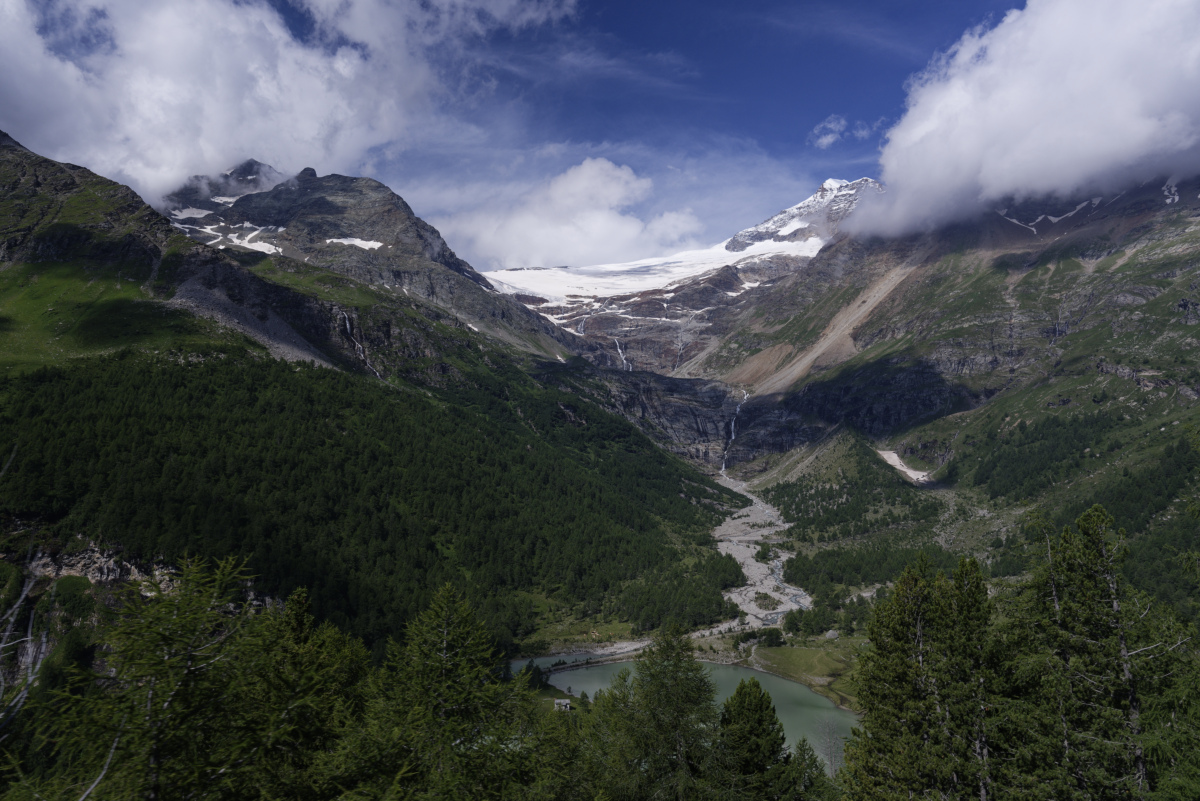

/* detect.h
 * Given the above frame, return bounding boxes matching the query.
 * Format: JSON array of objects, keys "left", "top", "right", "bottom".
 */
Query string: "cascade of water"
[
  {"left": 612, "top": 337, "right": 632, "bottom": 371},
  {"left": 721, "top": 389, "right": 750, "bottom": 473},
  {"left": 341, "top": 312, "right": 382, "bottom": 379}
]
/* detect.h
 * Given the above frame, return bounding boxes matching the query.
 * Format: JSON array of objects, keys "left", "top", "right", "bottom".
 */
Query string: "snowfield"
[
  {"left": 485, "top": 236, "right": 826, "bottom": 302},
  {"left": 484, "top": 177, "right": 880, "bottom": 303}
]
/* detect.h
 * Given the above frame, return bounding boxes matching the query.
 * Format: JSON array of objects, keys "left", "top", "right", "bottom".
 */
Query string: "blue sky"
[
  {"left": 379, "top": 0, "right": 1022, "bottom": 265},
  {"left": 3, "top": 0, "right": 1198, "bottom": 268},
  {"left": 467, "top": 0, "right": 1016, "bottom": 168}
]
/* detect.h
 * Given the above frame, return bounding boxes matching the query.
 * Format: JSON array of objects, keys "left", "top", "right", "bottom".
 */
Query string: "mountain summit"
[
  {"left": 165, "top": 159, "right": 287, "bottom": 213},
  {"left": 486, "top": 177, "right": 873, "bottom": 305},
  {"left": 725, "top": 177, "right": 883, "bottom": 252},
  {"left": 163, "top": 163, "right": 572, "bottom": 353},
  {"left": 482, "top": 178, "right": 883, "bottom": 377}
]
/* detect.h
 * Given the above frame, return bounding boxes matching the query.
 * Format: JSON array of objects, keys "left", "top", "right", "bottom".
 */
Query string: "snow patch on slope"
[
  {"left": 326, "top": 237, "right": 383, "bottom": 250},
  {"left": 170, "top": 207, "right": 212, "bottom": 220}
]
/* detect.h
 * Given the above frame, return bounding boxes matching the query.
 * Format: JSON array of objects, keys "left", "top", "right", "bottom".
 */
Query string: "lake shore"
[{"left": 541, "top": 632, "right": 861, "bottom": 712}]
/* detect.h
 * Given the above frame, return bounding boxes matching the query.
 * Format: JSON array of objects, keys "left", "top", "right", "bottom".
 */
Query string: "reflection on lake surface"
[{"left": 534, "top": 659, "right": 857, "bottom": 751}]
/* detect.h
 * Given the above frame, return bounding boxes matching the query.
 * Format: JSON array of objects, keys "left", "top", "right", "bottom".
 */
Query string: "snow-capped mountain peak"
[
  {"left": 724, "top": 177, "right": 882, "bottom": 252},
  {"left": 485, "top": 178, "right": 877, "bottom": 306}
]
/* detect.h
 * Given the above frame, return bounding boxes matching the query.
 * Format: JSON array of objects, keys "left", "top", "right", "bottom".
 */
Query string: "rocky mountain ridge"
[
  {"left": 164, "top": 163, "right": 573, "bottom": 355},
  {"left": 7, "top": 128, "right": 1200, "bottom": 484}
]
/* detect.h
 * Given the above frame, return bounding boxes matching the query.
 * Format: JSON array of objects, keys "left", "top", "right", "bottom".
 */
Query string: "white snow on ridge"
[
  {"left": 235, "top": 240, "right": 281, "bottom": 255},
  {"left": 486, "top": 236, "right": 825, "bottom": 302},
  {"left": 1048, "top": 201, "right": 1092, "bottom": 224},
  {"left": 775, "top": 219, "right": 810, "bottom": 236},
  {"left": 226, "top": 225, "right": 280, "bottom": 254},
  {"left": 487, "top": 177, "right": 885, "bottom": 303},
  {"left": 326, "top": 237, "right": 383, "bottom": 250},
  {"left": 732, "top": 177, "right": 876, "bottom": 243},
  {"left": 998, "top": 212, "right": 1038, "bottom": 233}
]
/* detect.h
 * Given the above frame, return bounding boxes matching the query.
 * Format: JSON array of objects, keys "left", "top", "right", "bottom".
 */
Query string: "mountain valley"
[{"left": 2, "top": 124, "right": 1199, "bottom": 640}]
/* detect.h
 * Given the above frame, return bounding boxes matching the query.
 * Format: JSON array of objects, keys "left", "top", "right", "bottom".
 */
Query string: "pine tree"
[
  {"left": 330, "top": 583, "right": 539, "bottom": 800},
  {"left": 578, "top": 627, "right": 729, "bottom": 800},
  {"left": 25, "top": 558, "right": 289, "bottom": 800},
  {"left": 1000, "top": 505, "right": 1198, "bottom": 800},
  {"left": 841, "top": 557, "right": 996, "bottom": 801},
  {"left": 238, "top": 588, "right": 372, "bottom": 801},
  {"left": 719, "top": 677, "right": 788, "bottom": 797},
  {"left": 774, "top": 738, "right": 836, "bottom": 801}
]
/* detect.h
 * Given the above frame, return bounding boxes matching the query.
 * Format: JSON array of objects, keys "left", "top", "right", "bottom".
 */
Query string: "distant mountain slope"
[
  {"left": 164, "top": 164, "right": 573, "bottom": 356},
  {"left": 0, "top": 130, "right": 337, "bottom": 365},
  {"left": 486, "top": 177, "right": 884, "bottom": 378}
]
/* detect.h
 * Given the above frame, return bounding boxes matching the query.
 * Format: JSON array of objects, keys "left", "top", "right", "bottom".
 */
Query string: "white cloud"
[
  {"left": 0, "top": 0, "right": 827, "bottom": 269},
  {"left": 434, "top": 158, "right": 705, "bottom": 269},
  {"left": 809, "top": 115, "right": 848, "bottom": 150},
  {"left": 0, "top": 0, "right": 574, "bottom": 203},
  {"left": 851, "top": 0, "right": 1200, "bottom": 236},
  {"left": 852, "top": 119, "right": 882, "bottom": 141}
]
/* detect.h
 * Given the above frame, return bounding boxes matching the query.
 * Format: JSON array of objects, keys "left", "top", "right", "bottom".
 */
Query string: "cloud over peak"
[
  {"left": 0, "top": 0, "right": 575, "bottom": 203},
  {"left": 851, "top": 0, "right": 1200, "bottom": 236}
]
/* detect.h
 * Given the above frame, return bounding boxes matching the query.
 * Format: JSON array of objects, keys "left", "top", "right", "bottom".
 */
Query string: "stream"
[{"left": 705, "top": 473, "right": 812, "bottom": 629}]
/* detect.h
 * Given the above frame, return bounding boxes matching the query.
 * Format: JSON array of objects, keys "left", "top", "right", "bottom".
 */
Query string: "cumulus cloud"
[
  {"left": 851, "top": 0, "right": 1200, "bottom": 236},
  {"left": 395, "top": 135, "right": 819, "bottom": 268},
  {"left": 0, "top": 0, "right": 573, "bottom": 203},
  {"left": 434, "top": 158, "right": 705, "bottom": 269}
]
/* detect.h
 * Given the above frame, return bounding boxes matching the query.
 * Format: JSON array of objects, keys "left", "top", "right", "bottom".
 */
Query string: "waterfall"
[
  {"left": 721, "top": 389, "right": 750, "bottom": 473},
  {"left": 612, "top": 337, "right": 632, "bottom": 371},
  {"left": 340, "top": 312, "right": 382, "bottom": 380}
]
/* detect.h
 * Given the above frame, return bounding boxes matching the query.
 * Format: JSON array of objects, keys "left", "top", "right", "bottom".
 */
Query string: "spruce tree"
[
  {"left": 841, "top": 557, "right": 996, "bottom": 801},
  {"left": 719, "top": 677, "right": 788, "bottom": 797},
  {"left": 1000, "top": 505, "right": 1199, "bottom": 800}
]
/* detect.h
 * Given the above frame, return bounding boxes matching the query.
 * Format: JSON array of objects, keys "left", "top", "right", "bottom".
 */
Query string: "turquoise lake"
[{"left": 519, "top": 656, "right": 858, "bottom": 752}]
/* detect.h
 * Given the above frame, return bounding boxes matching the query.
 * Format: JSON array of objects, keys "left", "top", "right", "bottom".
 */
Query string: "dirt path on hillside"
[{"left": 753, "top": 266, "right": 910, "bottom": 396}]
